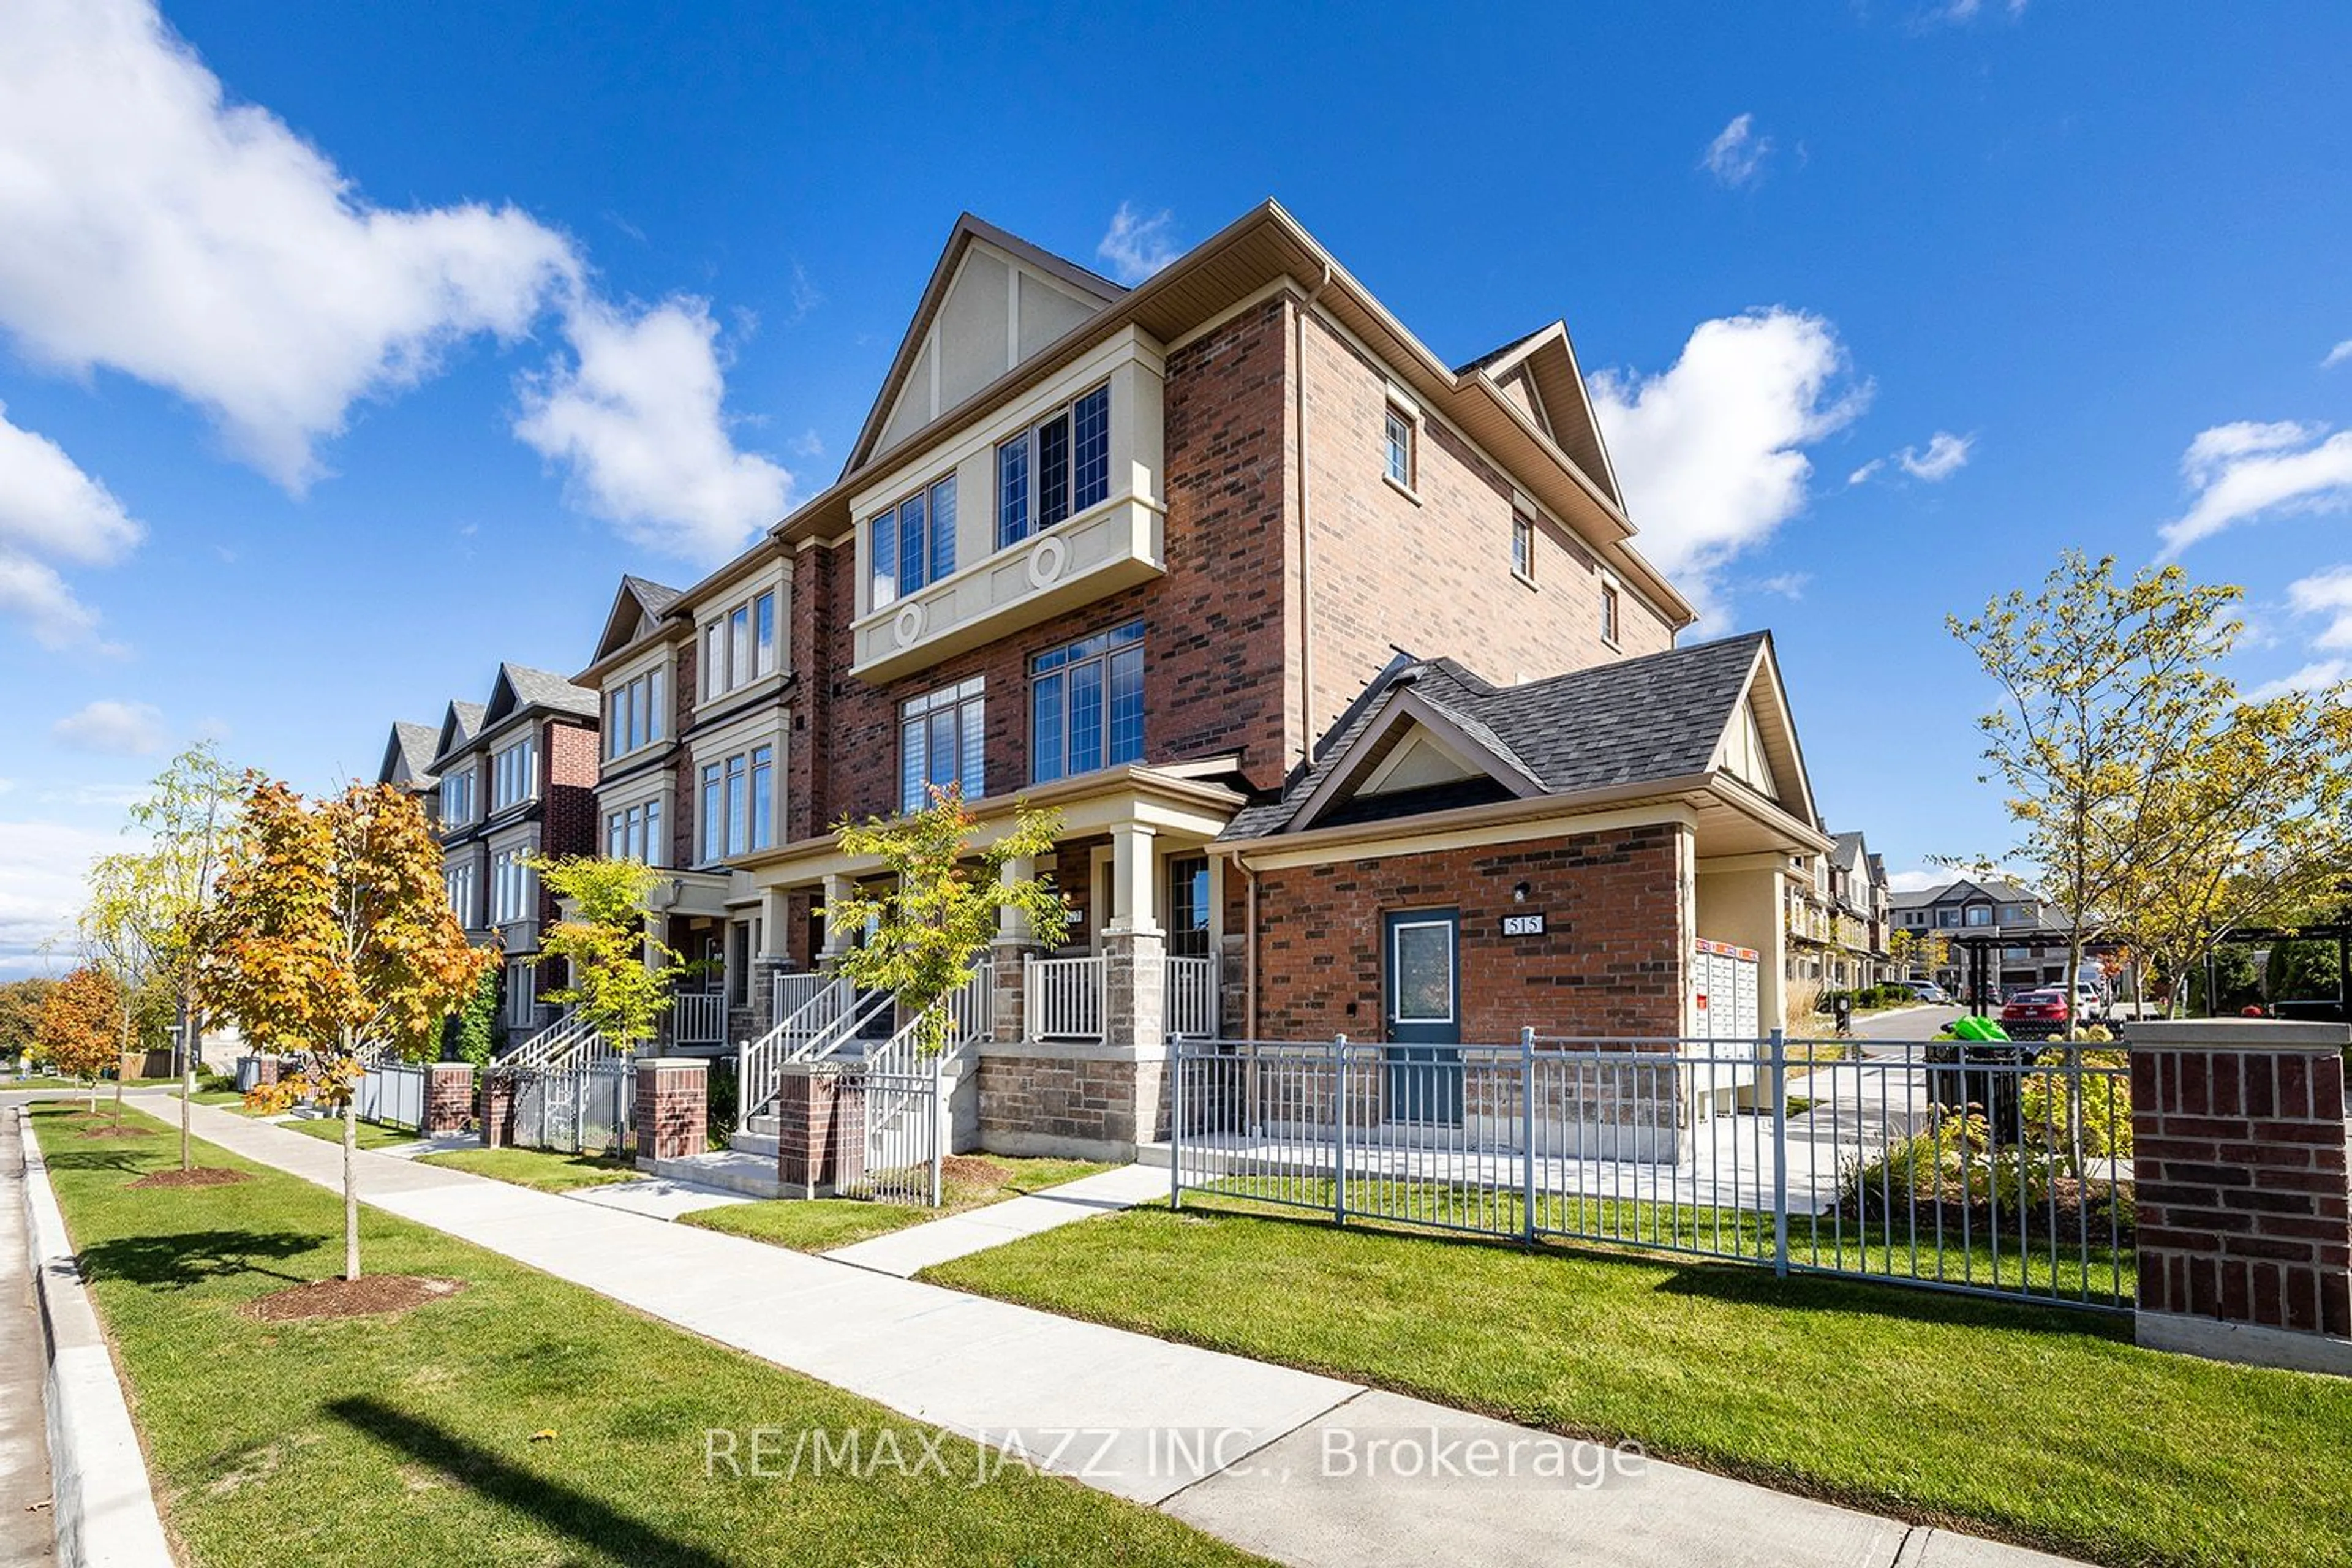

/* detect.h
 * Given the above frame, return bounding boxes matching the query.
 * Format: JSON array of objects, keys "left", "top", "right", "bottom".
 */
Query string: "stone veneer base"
[{"left": 2135, "top": 1310, "right": 2352, "bottom": 1378}]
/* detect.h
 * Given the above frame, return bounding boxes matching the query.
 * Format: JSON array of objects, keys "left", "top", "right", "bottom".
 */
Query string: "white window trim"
[
  {"left": 1382, "top": 398, "right": 1421, "bottom": 502},
  {"left": 603, "top": 656, "right": 671, "bottom": 763},
  {"left": 695, "top": 581, "right": 785, "bottom": 709}
]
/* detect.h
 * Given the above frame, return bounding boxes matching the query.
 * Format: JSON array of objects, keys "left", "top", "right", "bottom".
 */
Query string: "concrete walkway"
[
  {"left": 823, "top": 1161, "right": 1171, "bottom": 1276},
  {"left": 125, "top": 1091, "right": 2079, "bottom": 1568},
  {"left": 0, "top": 1109, "right": 58, "bottom": 1567}
]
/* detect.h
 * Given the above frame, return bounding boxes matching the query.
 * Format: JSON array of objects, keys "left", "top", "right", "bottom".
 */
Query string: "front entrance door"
[{"left": 1384, "top": 910, "right": 1462, "bottom": 1125}]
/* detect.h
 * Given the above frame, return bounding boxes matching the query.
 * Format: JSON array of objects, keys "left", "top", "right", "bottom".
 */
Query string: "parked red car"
[{"left": 1999, "top": 988, "right": 2070, "bottom": 1040}]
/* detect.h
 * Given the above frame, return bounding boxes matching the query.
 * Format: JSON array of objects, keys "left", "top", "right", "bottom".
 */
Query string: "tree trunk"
[
  {"left": 178, "top": 989, "right": 194, "bottom": 1171},
  {"left": 342, "top": 1027, "right": 361, "bottom": 1282}
]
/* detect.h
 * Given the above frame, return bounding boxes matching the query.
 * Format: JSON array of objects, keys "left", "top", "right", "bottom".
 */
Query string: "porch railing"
[
  {"left": 1169, "top": 1032, "right": 2133, "bottom": 1313},
  {"left": 497, "top": 1009, "right": 592, "bottom": 1070},
  {"left": 668, "top": 992, "right": 725, "bottom": 1047},
  {"left": 736, "top": 978, "right": 892, "bottom": 1129},
  {"left": 1025, "top": 954, "right": 1106, "bottom": 1041},
  {"left": 773, "top": 970, "right": 829, "bottom": 1024},
  {"left": 1166, "top": 954, "right": 1219, "bottom": 1038}
]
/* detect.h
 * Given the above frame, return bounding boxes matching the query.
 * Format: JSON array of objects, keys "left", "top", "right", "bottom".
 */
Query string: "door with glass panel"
[{"left": 1383, "top": 910, "right": 1462, "bottom": 1125}]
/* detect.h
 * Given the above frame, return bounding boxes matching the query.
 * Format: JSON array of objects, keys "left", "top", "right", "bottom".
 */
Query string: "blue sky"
[{"left": 2, "top": 0, "right": 2346, "bottom": 973}]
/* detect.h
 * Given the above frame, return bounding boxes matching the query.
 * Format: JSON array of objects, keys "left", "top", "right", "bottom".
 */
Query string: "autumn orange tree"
[
  {"left": 206, "top": 780, "right": 492, "bottom": 1280},
  {"left": 40, "top": 966, "right": 122, "bottom": 1114}
]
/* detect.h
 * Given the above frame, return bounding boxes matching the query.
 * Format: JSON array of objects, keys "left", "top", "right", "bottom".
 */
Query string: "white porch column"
[
  {"left": 1104, "top": 823, "right": 1160, "bottom": 936},
  {"left": 818, "top": 873, "right": 856, "bottom": 960}
]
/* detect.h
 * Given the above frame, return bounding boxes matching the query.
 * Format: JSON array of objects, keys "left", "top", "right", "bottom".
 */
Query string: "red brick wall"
[
  {"left": 2133, "top": 1044, "right": 2351, "bottom": 1338},
  {"left": 799, "top": 296, "right": 1300, "bottom": 827},
  {"left": 1298, "top": 309, "right": 1674, "bottom": 750},
  {"left": 1248, "top": 826, "right": 1689, "bottom": 1041},
  {"left": 669, "top": 635, "right": 702, "bottom": 867},
  {"left": 542, "top": 718, "right": 601, "bottom": 856},
  {"left": 635, "top": 1058, "right": 708, "bottom": 1161}
]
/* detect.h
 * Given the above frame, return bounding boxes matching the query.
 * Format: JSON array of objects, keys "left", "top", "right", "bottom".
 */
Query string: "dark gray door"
[{"left": 1384, "top": 910, "right": 1462, "bottom": 1125}]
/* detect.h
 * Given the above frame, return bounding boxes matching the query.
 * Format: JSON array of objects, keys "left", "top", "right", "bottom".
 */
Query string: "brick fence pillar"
[
  {"left": 774, "top": 1063, "right": 866, "bottom": 1198},
  {"left": 633, "top": 1058, "right": 708, "bottom": 1165},
  {"left": 480, "top": 1072, "right": 517, "bottom": 1149},
  {"left": 423, "top": 1064, "right": 475, "bottom": 1135},
  {"left": 2130, "top": 1019, "right": 2351, "bottom": 1374}
]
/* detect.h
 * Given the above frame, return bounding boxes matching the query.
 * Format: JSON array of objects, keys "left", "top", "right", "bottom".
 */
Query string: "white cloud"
[
  {"left": 1588, "top": 307, "right": 1869, "bottom": 621},
  {"left": 1924, "top": 0, "right": 2028, "bottom": 21},
  {"left": 2324, "top": 340, "right": 2352, "bottom": 371},
  {"left": 514, "top": 297, "right": 793, "bottom": 564},
  {"left": 51, "top": 699, "right": 167, "bottom": 757},
  {"left": 0, "top": 402, "right": 143, "bottom": 649},
  {"left": 1897, "top": 431, "right": 1973, "bottom": 481},
  {"left": 2159, "top": 419, "right": 2352, "bottom": 557},
  {"left": 1885, "top": 869, "right": 1947, "bottom": 893},
  {"left": 2286, "top": 564, "right": 2352, "bottom": 650},
  {"left": 1097, "top": 203, "right": 1179, "bottom": 285},
  {"left": 1755, "top": 572, "right": 1812, "bottom": 600},
  {"left": 0, "top": 554, "right": 106, "bottom": 650},
  {"left": 0, "top": 820, "right": 123, "bottom": 977},
  {"left": 0, "top": 0, "right": 582, "bottom": 490},
  {"left": 1701, "top": 115, "right": 1773, "bottom": 188},
  {"left": 2247, "top": 659, "right": 2352, "bottom": 701},
  {"left": 1847, "top": 458, "right": 1884, "bottom": 486}
]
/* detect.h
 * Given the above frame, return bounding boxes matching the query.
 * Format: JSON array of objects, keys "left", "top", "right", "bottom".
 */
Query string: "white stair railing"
[
  {"left": 497, "top": 1009, "right": 592, "bottom": 1071},
  {"left": 1024, "top": 954, "right": 1106, "bottom": 1041},
  {"left": 773, "top": 971, "right": 828, "bottom": 1023},
  {"left": 1166, "top": 954, "right": 1219, "bottom": 1038},
  {"left": 737, "top": 978, "right": 892, "bottom": 1130}
]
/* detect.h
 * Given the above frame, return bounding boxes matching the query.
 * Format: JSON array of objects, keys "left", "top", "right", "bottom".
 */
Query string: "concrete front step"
[
  {"left": 638, "top": 1148, "right": 780, "bottom": 1200},
  {"left": 728, "top": 1130, "right": 780, "bottom": 1159}
]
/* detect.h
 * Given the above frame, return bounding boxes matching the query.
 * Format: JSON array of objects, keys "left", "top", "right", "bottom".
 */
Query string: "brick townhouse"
[
  {"left": 393, "top": 665, "right": 601, "bottom": 1047},
  {"left": 377, "top": 200, "right": 1833, "bottom": 1161}
]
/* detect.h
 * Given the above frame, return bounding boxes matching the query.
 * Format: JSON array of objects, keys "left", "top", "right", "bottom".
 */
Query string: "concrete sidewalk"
[
  {"left": 823, "top": 1161, "right": 1172, "bottom": 1276},
  {"left": 0, "top": 1110, "right": 57, "bottom": 1567},
  {"left": 128, "top": 1091, "right": 2079, "bottom": 1568}
]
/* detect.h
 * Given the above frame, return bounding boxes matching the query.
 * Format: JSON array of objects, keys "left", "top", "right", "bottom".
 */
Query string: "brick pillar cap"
[
  {"left": 2127, "top": 1019, "right": 2352, "bottom": 1050},
  {"left": 635, "top": 1056, "right": 712, "bottom": 1069}
]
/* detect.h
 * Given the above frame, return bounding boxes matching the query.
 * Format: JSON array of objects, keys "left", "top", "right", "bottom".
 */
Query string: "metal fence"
[
  {"left": 352, "top": 1061, "right": 428, "bottom": 1131},
  {"left": 1026, "top": 954, "right": 1106, "bottom": 1041},
  {"left": 1169, "top": 1033, "right": 2133, "bottom": 1311},
  {"left": 848, "top": 1066, "right": 944, "bottom": 1206},
  {"left": 505, "top": 1058, "right": 635, "bottom": 1156}
]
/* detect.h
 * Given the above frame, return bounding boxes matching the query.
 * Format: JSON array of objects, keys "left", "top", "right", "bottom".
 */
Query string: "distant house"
[
  {"left": 1887, "top": 878, "right": 2130, "bottom": 998},
  {"left": 1787, "top": 827, "right": 1891, "bottom": 992}
]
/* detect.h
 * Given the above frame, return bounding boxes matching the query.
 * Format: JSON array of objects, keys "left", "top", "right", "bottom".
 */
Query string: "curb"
[{"left": 14, "top": 1108, "right": 174, "bottom": 1568}]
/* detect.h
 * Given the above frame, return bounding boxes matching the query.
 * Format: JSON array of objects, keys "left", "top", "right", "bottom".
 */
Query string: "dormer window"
[
  {"left": 870, "top": 475, "right": 958, "bottom": 609},
  {"left": 996, "top": 384, "right": 1110, "bottom": 549}
]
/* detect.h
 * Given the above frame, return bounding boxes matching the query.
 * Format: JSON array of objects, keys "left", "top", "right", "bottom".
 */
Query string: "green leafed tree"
[
  {"left": 826, "top": 787, "right": 1071, "bottom": 1057},
  {"left": 124, "top": 742, "right": 243, "bottom": 1169},
  {"left": 530, "top": 854, "right": 695, "bottom": 1054}
]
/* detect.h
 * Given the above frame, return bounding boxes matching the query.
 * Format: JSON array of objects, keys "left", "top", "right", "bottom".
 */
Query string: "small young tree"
[
  {"left": 530, "top": 855, "right": 695, "bottom": 1054},
  {"left": 826, "top": 788, "right": 1071, "bottom": 1055},
  {"left": 124, "top": 743, "right": 241, "bottom": 1170},
  {"left": 1951, "top": 551, "right": 2246, "bottom": 1011},
  {"left": 39, "top": 966, "right": 121, "bottom": 1112},
  {"left": 0, "top": 976, "right": 59, "bottom": 1072},
  {"left": 207, "top": 780, "right": 492, "bottom": 1280},
  {"left": 80, "top": 854, "right": 171, "bottom": 1127}
]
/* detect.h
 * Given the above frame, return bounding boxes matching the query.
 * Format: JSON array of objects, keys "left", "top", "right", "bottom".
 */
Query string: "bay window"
[
  {"left": 996, "top": 385, "right": 1110, "bottom": 549},
  {"left": 900, "top": 677, "right": 985, "bottom": 812},
  {"left": 440, "top": 767, "right": 475, "bottom": 826},
  {"left": 605, "top": 667, "right": 666, "bottom": 758},
  {"left": 701, "top": 590, "right": 778, "bottom": 700},
  {"left": 870, "top": 473, "right": 957, "bottom": 609},
  {"left": 605, "top": 800, "right": 665, "bottom": 867},
  {"left": 445, "top": 862, "right": 477, "bottom": 927},
  {"left": 698, "top": 744, "right": 777, "bottom": 861},
  {"left": 491, "top": 847, "right": 535, "bottom": 925},
  {"left": 491, "top": 734, "right": 537, "bottom": 811},
  {"left": 1031, "top": 622, "right": 1144, "bottom": 783}
]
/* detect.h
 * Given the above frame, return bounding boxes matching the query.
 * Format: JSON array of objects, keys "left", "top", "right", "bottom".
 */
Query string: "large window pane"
[
  {"left": 996, "top": 433, "right": 1030, "bottom": 549},
  {"left": 755, "top": 593, "right": 776, "bottom": 678},
  {"left": 1108, "top": 644, "right": 1144, "bottom": 764},
  {"left": 701, "top": 764, "right": 722, "bottom": 862},
  {"left": 1038, "top": 412, "right": 1070, "bottom": 530},
  {"left": 729, "top": 606, "right": 750, "bottom": 689},
  {"left": 750, "top": 747, "right": 774, "bottom": 849},
  {"left": 1031, "top": 672, "right": 1064, "bottom": 783},
  {"left": 897, "top": 491, "right": 925, "bottom": 600},
  {"left": 1068, "top": 659, "right": 1103, "bottom": 774},
  {"left": 646, "top": 800, "right": 664, "bottom": 868},
  {"left": 928, "top": 478, "right": 956, "bottom": 582},
  {"left": 725, "top": 756, "right": 747, "bottom": 856},
  {"left": 1073, "top": 386, "right": 1110, "bottom": 511},
  {"left": 649, "top": 668, "right": 665, "bottom": 741},
  {"left": 900, "top": 716, "right": 927, "bottom": 813},
  {"left": 870, "top": 514, "right": 897, "bottom": 609}
]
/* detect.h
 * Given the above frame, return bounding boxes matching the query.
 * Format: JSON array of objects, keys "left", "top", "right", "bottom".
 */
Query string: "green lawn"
[
  {"left": 416, "top": 1145, "right": 643, "bottom": 1193},
  {"left": 25, "top": 1104, "right": 1259, "bottom": 1568},
  {"left": 684, "top": 1155, "right": 1116, "bottom": 1253},
  {"left": 286, "top": 1115, "right": 424, "bottom": 1152},
  {"left": 922, "top": 1197, "right": 2352, "bottom": 1568}
]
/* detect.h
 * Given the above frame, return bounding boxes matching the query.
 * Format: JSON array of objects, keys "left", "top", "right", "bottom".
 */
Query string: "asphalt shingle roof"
[
  {"left": 1219, "top": 631, "right": 1768, "bottom": 841},
  {"left": 498, "top": 662, "right": 600, "bottom": 722},
  {"left": 387, "top": 721, "right": 438, "bottom": 785}
]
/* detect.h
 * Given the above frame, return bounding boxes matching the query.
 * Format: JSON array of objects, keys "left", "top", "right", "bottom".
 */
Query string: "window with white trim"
[
  {"left": 505, "top": 959, "right": 537, "bottom": 1027},
  {"left": 605, "top": 800, "right": 666, "bottom": 867},
  {"left": 1601, "top": 582, "right": 1621, "bottom": 646},
  {"left": 1512, "top": 511, "right": 1535, "bottom": 581},
  {"left": 605, "top": 668, "right": 666, "bottom": 758},
  {"left": 1384, "top": 405, "right": 1415, "bottom": 487},
  {"left": 869, "top": 473, "right": 958, "bottom": 609},
  {"left": 995, "top": 383, "right": 1111, "bottom": 549},
  {"left": 1031, "top": 622, "right": 1144, "bottom": 783},
  {"left": 445, "top": 862, "right": 477, "bottom": 927},
  {"left": 440, "top": 766, "right": 475, "bottom": 826},
  {"left": 698, "top": 745, "right": 776, "bottom": 862},
  {"left": 491, "top": 735, "right": 537, "bottom": 812},
  {"left": 900, "top": 677, "right": 986, "bottom": 813},
  {"left": 701, "top": 591, "right": 778, "bottom": 701},
  {"left": 491, "top": 848, "right": 536, "bottom": 925}
]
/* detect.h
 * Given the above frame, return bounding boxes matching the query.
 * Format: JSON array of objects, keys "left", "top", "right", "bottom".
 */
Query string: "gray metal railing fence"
[
  {"left": 849, "top": 1067, "right": 944, "bottom": 1207},
  {"left": 1169, "top": 1033, "right": 2133, "bottom": 1311},
  {"left": 352, "top": 1061, "right": 427, "bottom": 1131},
  {"left": 505, "top": 1058, "right": 636, "bottom": 1156}
]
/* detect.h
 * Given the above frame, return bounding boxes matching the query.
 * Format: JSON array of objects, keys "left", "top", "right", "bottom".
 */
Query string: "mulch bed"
[
  {"left": 242, "top": 1275, "right": 467, "bottom": 1322},
  {"left": 73, "top": 1123, "right": 156, "bottom": 1137},
  {"left": 940, "top": 1155, "right": 1011, "bottom": 1186},
  {"left": 127, "top": 1167, "right": 251, "bottom": 1189}
]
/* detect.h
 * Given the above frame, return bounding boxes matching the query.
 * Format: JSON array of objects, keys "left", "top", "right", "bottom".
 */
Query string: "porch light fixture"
[{"left": 1513, "top": 881, "right": 1531, "bottom": 903}]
